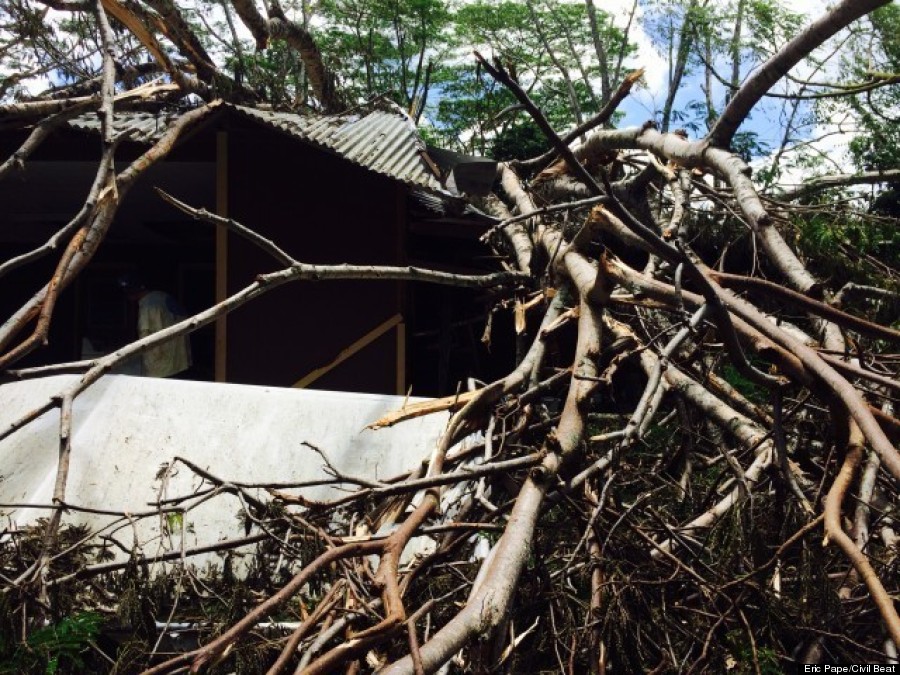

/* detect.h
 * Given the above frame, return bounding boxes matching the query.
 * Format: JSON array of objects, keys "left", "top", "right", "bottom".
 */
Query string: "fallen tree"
[{"left": 0, "top": 0, "right": 899, "bottom": 672}]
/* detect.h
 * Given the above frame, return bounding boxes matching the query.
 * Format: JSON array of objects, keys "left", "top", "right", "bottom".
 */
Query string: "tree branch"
[{"left": 707, "top": 0, "right": 892, "bottom": 147}]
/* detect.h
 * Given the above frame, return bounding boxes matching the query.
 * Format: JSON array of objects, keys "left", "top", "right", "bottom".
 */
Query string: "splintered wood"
[{"left": 367, "top": 389, "right": 480, "bottom": 430}]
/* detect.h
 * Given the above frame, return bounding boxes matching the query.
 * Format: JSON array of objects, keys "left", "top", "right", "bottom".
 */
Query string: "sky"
[{"left": 598, "top": 0, "right": 858, "bottom": 183}]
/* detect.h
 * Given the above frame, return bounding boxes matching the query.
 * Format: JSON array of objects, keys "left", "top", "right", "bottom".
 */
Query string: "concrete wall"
[{"left": 0, "top": 375, "right": 456, "bottom": 573}]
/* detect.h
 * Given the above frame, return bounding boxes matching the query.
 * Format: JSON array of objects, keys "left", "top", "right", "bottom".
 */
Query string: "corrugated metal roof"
[
  {"left": 67, "top": 102, "right": 445, "bottom": 192},
  {"left": 68, "top": 110, "right": 186, "bottom": 144},
  {"left": 226, "top": 104, "right": 443, "bottom": 191},
  {"left": 409, "top": 189, "right": 499, "bottom": 225}
]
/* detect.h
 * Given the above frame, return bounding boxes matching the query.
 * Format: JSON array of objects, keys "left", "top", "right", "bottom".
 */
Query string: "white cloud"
[{"left": 601, "top": 0, "right": 668, "bottom": 98}]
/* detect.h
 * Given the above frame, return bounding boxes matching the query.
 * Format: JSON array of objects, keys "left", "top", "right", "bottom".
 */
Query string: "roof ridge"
[{"left": 65, "top": 101, "right": 446, "bottom": 193}]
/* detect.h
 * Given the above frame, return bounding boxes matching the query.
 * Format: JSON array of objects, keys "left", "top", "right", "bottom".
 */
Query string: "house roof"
[
  {"left": 409, "top": 189, "right": 499, "bottom": 227},
  {"left": 67, "top": 100, "right": 447, "bottom": 193}
]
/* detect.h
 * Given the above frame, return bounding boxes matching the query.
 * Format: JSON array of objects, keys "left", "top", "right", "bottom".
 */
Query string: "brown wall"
[
  {"left": 224, "top": 123, "right": 404, "bottom": 393},
  {"left": 0, "top": 128, "right": 216, "bottom": 374}
]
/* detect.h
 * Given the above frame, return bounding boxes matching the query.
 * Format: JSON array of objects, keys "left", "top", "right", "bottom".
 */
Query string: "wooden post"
[
  {"left": 215, "top": 131, "right": 228, "bottom": 382},
  {"left": 396, "top": 183, "right": 407, "bottom": 394},
  {"left": 396, "top": 321, "right": 406, "bottom": 395}
]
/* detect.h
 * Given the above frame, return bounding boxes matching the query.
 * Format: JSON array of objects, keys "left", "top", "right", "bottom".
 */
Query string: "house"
[{"left": 0, "top": 101, "right": 510, "bottom": 396}]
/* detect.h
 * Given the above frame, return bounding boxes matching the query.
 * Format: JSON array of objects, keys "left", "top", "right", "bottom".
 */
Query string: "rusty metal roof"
[{"left": 67, "top": 102, "right": 445, "bottom": 192}]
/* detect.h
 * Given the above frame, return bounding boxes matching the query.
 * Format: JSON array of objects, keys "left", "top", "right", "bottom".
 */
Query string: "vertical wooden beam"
[
  {"left": 396, "top": 320, "right": 406, "bottom": 395},
  {"left": 396, "top": 183, "right": 407, "bottom": 394},
  {"left": 215, "top": 131, "right": 228, "bottom": 382}
]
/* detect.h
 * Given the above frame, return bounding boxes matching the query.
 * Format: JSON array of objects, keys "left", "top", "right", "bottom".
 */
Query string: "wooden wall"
[{"left": 223, "top": 121, "right": 405, "bottom": 394}]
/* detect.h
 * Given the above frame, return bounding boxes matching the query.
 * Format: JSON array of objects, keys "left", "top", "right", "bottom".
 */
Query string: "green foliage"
[
  {"left": 489, "top": 121, "right": 547, "bottom": 161},
  {"left": 793, "top": 208, "right": 900, "bottom": 286},
  {"left": 317, "top": 0, "right": 451, "bottom": 112},
  {"left": 419, "top": 0, "right": 636, "bottom": 153},
  {"left": 424, "top": 64, "right": 512, "bottom": 155},
  {"left": 844, "top": 4, "right": 900, "bottom": 232},
  {"left": 847, "top": 5, "right": 900, "bottom": 172},
  {"left": 0, "top": 612, "right": 103, "bottom": 675},
  {"left": 726, "top": 629, "right": 784, "bottom": 675},
  {"left": 731, "top": 130, "right": 770, "bottom": 162},
  {"left": 720, "top": 362, "right": 767, "bottom": 405},
  {"left": 228, "top": 41, "right": 307, "bottom": 107},
  {"left": 797, "top": 213, "right": 896, "bottom": 258},
  {"left": 745, "top": 0, "right": 803, "bottom": 47},
  {"left": 644, "top": 0, "right": 806, "bottom": 134}
]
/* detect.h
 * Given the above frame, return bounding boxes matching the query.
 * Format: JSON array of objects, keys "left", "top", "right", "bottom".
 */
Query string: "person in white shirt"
[{"left": 118, "top": 274, "right": 192, "bottom": 378}]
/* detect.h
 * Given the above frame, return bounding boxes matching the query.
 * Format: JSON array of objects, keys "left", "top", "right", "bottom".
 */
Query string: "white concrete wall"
[{"left": 0, "top": 375, "right": 453, "bottom": 572}]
